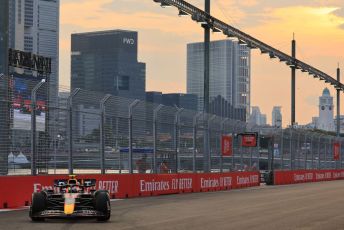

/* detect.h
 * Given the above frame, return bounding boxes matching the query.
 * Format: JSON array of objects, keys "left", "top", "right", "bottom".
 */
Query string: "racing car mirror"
[
  {"left": 54, "top": 179, "right": 68, "bottom": 187},
  {"left": 82, "top": 179, "right": 96, "bottom": 187}
]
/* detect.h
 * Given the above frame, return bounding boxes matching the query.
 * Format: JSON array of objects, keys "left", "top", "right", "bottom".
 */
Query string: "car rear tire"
[
  {"left": 95, "top": 192, "right": 111, "bottom": 221},
  {"left": 30, "top": 192, "right": 46, "bottom": 221}
]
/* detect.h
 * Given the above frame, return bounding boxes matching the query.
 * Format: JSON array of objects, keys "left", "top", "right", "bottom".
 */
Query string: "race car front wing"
[{"left": 31, "top": 209, "right": 107, "bottom": 218}]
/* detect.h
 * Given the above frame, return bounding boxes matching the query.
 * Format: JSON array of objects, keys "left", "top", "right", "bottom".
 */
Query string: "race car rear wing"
[{"left": 53, "top": 179, "right": 96, "bottom": 187}]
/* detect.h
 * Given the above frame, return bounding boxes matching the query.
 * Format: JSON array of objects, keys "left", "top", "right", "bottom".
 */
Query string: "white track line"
[{"left": 0, "top": 207, "right": 29, "bottom": 212}]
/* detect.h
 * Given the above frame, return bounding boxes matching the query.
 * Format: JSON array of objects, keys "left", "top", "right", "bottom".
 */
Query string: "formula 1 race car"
[{"left": 29, "top": 175, "right": 111, "bottom": 221}]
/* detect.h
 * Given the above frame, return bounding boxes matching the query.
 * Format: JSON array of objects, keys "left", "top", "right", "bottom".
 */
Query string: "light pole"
[{"left": 203, "top": 0, "right": 211, "bottom": 173}]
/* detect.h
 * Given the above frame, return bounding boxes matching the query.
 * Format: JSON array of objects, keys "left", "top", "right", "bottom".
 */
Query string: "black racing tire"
[
  {"left": 30, "top": 193, "right": 46, "bottom": 221},
  {"left": 95, "top": 192, "right": 111, "bottom": 221}
]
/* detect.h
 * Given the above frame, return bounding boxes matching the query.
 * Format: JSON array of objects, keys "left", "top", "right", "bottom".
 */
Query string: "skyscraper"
[
  {"left": 187, "top": 39, "right": 250, "bottom": 120},
  {"left": 0, "top": 0, "right": 10, "bottom": 175},
  {"left": 71, "top": 30, "right": 146, "bottom": 100},
  {"left": 9, "top": 0, "right": 60, "bottom": 104},
  {"left": 272, "top": 106, "right": 282, "bottom": 128}
]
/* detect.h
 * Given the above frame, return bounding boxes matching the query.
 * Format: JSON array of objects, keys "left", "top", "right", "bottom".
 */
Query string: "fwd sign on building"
[{"left": 123, "top": 38, "right": 135, "bottom": 45}]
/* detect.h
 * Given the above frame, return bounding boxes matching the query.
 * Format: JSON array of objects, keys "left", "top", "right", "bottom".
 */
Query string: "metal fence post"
[
  {"left": 324, "top": 137, "right": 328, "bottom": 169},
  {"left": 339, "top": 141, "right": 343, "bottom": 169},
  {"left": 289, "top": 129, "right": 293, "bottom": 170},
  {"left": 304, "top": 133, "right": 307, "bottom": 170},
  {"left": 31, "top": 81, "right": 45, "bottom": 176},
  {"left": 329, "top": 136, "right": 332, "bottom": 169},
  {"left": 174, "top": 108, "right": 184, "bottom": 173},
  {"left": 67, "top": 88, "right": 81, "bottom": 175},
  {"left": 297, "top": 132, "right": 301, "bottom": 170},
  {"left": 208, "top": 115, "right": 216, "bottom": 172},
  {"left": 220, "top": 118, "right": 229, "bottom": 173},
  {"left": 256, "top": 129, "right": 261, "bottom": 171},
  {"left": 318, "top": 135, "right": 322, "bottom": 169},
  {"left": 193, "top": 112, "right": 202, "bottom": 173},
  {"left": 280, "top": 129, "right": 284, "bottom": 170},
  {"left": 100, "top": 95, "right": 111, "bottom": 175},
  {"left": 310, "top": 134, "right": 314, "bottom": 169},
  {"left": 153, "top": 104, "right": 163, "bottom": 174},
  {"left": 233, "top": 122, "right": 241, "bottom": 171},
  {"left": 129, "top": 100, "right": 140, "bottom": 174}
]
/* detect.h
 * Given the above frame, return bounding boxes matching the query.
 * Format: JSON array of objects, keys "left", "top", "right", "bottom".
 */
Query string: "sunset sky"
[{"left": 59, "top": 0, "right": 344, "bottom": 126}]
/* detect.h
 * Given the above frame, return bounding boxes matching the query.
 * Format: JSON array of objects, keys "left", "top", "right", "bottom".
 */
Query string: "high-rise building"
[
  {"left": 9, "top": 0, "right": 60, "bottom": 104},
  {"left": 249, "top": 106, "right": 267, "bottom": 126},
  {"left": 71, "top": 30, "right": 146, "bottom": 100},
  {"left": 187, "top": 39, "right": 250, "bottom": 120},
  {"left": 317, "top": 88, "right": 335, "bottom": 132},
  {"left": 0, "top": 0, "right": 10, "bottom": 175},
  {"left": 272, "top": 106, "right": 282, "bottom": 128}
]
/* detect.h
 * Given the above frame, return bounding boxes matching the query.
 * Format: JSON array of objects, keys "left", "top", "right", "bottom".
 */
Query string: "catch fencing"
[{"left": 0, "top": 75, "right": 343, "bottom": 176}]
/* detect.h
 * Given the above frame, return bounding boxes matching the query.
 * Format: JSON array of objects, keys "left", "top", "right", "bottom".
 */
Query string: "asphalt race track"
[{"left": 1, "top": 181, "right": 344, "bottom": 230}]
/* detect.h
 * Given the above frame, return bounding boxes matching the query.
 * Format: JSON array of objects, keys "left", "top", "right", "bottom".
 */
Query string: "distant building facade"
[
  {"left": 249, "top": 106, "right": 267, "bottom": 126},
  {"left": 146, "top": 92, "right": 198, "bottom": 111},
  {"left": 9, "top": 0, "right": 60, "bottom": 104},
  {"left": 306, "top": 88, "right": 336, "bottom": 132},
  {"left": 187, "top": 39, "right": 250, "bottom": 121},
  {"left": 146, "top": 91, "right": 162, "bottom": 105},
  {"left": 209, "top": 95, "right": 246, "bottom": 121},
  {"left": 162, "top": 93, "right": 197, "bottom": 111},
  {"left": 335, "top": 115, "right": 344, "bottom": 134},
  {"left": 71, "top": 30, "right": 146, "bottom": 100},
  {"left": 56, "top": 91, "right": 69, "bottom": 138},
  {"left": 272, "top": 106, "right": 282, "bottom": 128},
  {"left": 316, "top": 88, "right": 335, "bottom": 132}
]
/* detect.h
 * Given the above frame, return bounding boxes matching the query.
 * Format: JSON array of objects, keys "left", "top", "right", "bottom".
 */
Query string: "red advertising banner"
[
  {"left": 241, "top": 133, "right": 257, "bottom": 147},
  {"left": 0, "top": 172, "right": 260, "bottom": 209},
  {"left": 333, "top": 143, "right": 340, "bottom": 161},
  {"left": 221, "top": 135, "right": 233, "bottom": 156},
  {"left": 274, "top": 170, "right": 344, "bottom": 185}
]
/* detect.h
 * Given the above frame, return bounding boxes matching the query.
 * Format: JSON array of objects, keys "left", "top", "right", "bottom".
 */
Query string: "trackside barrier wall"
[
  {"left": 274, "top": 169, "right": 344, "bottom": 185},
  {"left": 0, "top": 172, "right": 260, "bottom": 208}
]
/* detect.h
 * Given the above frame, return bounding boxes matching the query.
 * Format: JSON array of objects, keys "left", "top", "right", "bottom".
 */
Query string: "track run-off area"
[{"left": 1, "top": 181, "right": 344, "bottom": 230}]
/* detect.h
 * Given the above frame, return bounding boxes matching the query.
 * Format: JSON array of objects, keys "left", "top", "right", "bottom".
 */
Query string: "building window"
[
  {"left": 115, "top": 75, "right": 130, "bottom": 90},
  {"left": 18, "top": 0, "right": 22, "bottom": 24}
]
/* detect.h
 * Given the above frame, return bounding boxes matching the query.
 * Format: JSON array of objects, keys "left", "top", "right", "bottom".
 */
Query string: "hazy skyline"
[{"left": 59, "top": 0, "right": 344, "bottom": 126}]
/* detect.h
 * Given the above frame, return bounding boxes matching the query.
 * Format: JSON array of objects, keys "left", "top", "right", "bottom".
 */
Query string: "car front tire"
[
  {"left": 95, "top": 192, "right": 111, "bottom": 221},
  {"left": 30, "top": 192, "right": 46, "bottom": 221}
]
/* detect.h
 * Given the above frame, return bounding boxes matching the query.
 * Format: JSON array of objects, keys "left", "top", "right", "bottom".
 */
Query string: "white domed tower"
[{"left": 317, "top": 88, "right": 335, "bottom": 131}]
